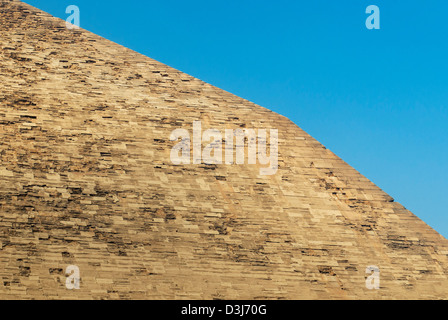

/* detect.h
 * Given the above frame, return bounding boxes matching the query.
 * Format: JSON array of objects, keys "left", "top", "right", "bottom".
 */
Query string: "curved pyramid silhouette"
[{"left": 1, "top": 0, "right": 448, "bottom": 299}]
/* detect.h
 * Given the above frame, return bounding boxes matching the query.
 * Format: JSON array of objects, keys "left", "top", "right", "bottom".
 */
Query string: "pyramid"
[{"left": 1, "top": 0, "right": 448, "bottom": 300}]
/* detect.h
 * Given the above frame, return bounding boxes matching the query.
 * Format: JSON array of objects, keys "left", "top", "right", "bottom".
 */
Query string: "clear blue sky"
[{"left": 23, "top": 0, "right": 448, "bottom": 238}]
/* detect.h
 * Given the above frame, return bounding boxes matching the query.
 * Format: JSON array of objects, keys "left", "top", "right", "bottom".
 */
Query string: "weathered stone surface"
[{"left": 1, "top": 0, "right": 448, "bottom": 299}]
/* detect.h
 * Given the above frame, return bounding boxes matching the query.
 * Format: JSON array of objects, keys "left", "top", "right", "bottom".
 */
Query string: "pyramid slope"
[{"left": 1, "top": 0, "right": 448, "bottom": 299}]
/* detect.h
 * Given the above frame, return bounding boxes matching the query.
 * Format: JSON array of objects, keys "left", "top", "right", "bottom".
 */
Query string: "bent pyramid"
[{"left": 1, "top": 0, "right": 448, "bottom": 300}]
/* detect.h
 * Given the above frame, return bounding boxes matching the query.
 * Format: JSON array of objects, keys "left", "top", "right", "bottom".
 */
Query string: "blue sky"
[{"left": 23, "top": 0, "right": 448, "bottom": 238}]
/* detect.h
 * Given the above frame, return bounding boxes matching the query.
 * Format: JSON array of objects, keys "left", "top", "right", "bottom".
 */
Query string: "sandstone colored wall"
[{"left": 1, "top": 0, "right": 448, "bottom": 299}]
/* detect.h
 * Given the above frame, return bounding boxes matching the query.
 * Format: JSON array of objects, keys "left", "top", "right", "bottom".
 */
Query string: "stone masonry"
[{"left": 1, "top": 0, "right": 448, "bottom": 299}]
